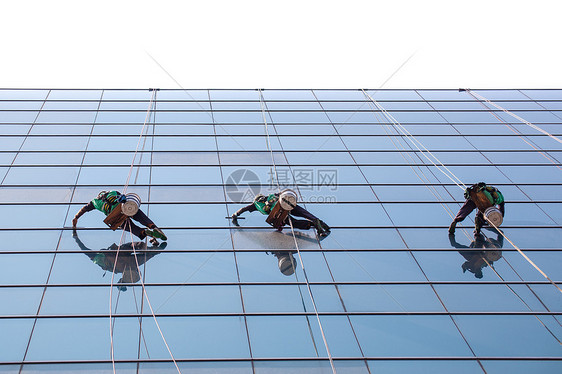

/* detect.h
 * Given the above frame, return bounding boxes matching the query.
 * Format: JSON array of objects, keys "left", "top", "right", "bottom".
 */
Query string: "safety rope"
[
  {"left": 464, "top": 89, "right": 562, "bottom": 145},
  {"left": 258, "top": 89, "right": 337, "bottom": 374}
]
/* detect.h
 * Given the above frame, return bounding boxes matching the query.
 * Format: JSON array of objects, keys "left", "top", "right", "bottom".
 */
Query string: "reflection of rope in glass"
[{"left": 258, "top": 89, "right": 336, "bottom": 374}]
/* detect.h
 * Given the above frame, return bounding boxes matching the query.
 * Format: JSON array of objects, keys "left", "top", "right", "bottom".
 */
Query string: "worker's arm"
[
  {"left": 231, "top": 203, "right": 257, "bottom": 226},
  {"left": 72, "top": 202, "right": 95, "bottom": 228}
]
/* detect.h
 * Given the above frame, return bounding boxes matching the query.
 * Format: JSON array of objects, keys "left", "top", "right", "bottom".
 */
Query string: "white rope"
[
  {"left": 108, "top": 228, "right": 127, "bottom": 374},
  {"left": 127, "top": 224, "right": 182, "bottom": 374},
  {"left": 123, "top": 89, "right": 157, "bottom": 194},
  {"left": 362, "top": 90, "right": 468, "bottom": 191},
  {"left": 258, "top": 89, "right": 337, "bottom": 374},
  {"left": 465, "top": 89, "right": 562, "bottom": 145}
]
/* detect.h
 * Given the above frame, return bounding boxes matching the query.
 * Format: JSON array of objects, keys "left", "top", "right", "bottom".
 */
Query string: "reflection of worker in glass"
[
  {"left": 73, "top": 232, "right": 165, "bottom": 291},
  {"left": 448, "top": 229, "right": 504, "bottom": 279},
  {"left": 449, "top": 182, "right": 505, "bottom": 235},
  {"left": 72, "top": 190, "right": 167, "bottom": 245},
  {"left": 269, "top": 251, "right": 298, "bottom": 276},
  {"left": 231, "top": 193, "right": 330, "bottom": 237}
]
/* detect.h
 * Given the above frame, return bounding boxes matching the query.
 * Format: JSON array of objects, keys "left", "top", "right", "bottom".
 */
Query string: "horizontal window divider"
[
  {"left": 1, "top": 149, "right": 561, "bottom": 154},
  {"left": 2, "top": 133, "right": 562, "bottom": 138},
  {"left": 2, "top": 163, "right": 560, "bottom": 168},
  {"left": 0, "top": 280, "right": 556, "bottom": 288},
  {"left": 2, "top": 311, "right": 561, "bottom": 320},
  {"left": 3, "top": 122, "right": 562, "bottom": 127},
  {"left": 2, "top": 108, "right": 562, "bottom": 113}
]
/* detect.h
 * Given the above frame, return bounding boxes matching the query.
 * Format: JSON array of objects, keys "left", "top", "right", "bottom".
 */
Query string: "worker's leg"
[
  {"left": 121, "top": 219, "right": 147, "bottom": 240},
  {"left": 286, "top": 215, "right": 312, "bottom": 230},
  {"left": 449, "top": 199, "right": 477, "bottom": 234},
  {"left": 132, "top": 209, "right": 167, "bottom": 240},
  {"left": 291, "top": 205, "right": 330, "bottom": 235},
  {"left": 474, "top": 211, "right": 486, "bottom": 234}
]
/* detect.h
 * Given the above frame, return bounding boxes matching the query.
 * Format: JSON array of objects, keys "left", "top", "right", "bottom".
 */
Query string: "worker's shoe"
[
  {"left": 146, "top": 227, "right": 167, "bottom": 241},
  {"left": 149, "top": 237, "right": 159, "bottom": 246},
  {"left": 448, "top": 221, "right": 457, "bottom": 234},
  {"left": 473, "top": 225, "right": 482, "bottom": 235}
]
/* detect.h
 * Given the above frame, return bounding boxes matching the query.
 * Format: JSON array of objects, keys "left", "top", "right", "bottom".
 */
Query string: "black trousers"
[
  {"left": 285, "top": 205, "right": 318, "bottom": 230},
  {"left": 120, "top": 209, "right": 155, "bottom": 239}
]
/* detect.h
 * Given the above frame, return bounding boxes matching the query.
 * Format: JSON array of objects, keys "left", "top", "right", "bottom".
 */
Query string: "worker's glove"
[{"left": 231, "top": 214, "right": 240, "bottom": 227}]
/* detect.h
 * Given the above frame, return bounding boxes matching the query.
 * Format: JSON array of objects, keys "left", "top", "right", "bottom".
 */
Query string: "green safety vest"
[
  {"left": 253, "top": 194, "right": 278, "bottom": 215},
  {"left": 92, "top": 191, "right": 122, "bottom": 216}
]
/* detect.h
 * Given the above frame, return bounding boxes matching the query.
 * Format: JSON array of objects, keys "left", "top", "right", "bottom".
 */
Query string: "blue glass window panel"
[
  {"left": 256, "top": 360, "right": 368, "bottom": 374},
  {"left": 0, "top": 125, "right": 30, "bottom": 135},
  {"left": 0, "top": 319, "right": 33, "bottom": 361},
  {"left": 342, "top": 136, "right": 413, "bottom": 151},
  {"left": 299, "top": 186, "right": 376, "bottom": 203},
  {"left": 77, "top": 166, "right": 151, "bottom": 185},
  {"left": 36, "top": 111, "right": 97, "bottom": 123},
  {"left": 261, "top": 90, "right": 315, "bottom": 100},
  {"left": 0, "top": 186, "right": 72, "bottom": 203},
  {"left": 497, "top": 110, "right": 561, "bottom": 123},
  {"left": 269, "top": 111, "right": 329, "bottom": 123},
  {"left": 149, "top": 285, "right": 242, "bottom": 314},
  {"left": 313, "top": 90, "right": 365, "bottom": 100},
  {"left": 151, "top": 166, "right": 222, "bottom": 184},
  {"left": 0, "top": 89, "right": 48, "bottom": 100},
  {"left": 509, "top": 124, "right": 562, "bottom": 136},
  {"left": 0, "top": 230, "right": 61, "bottom": 252},
  {"left": 492, "top": 101, "right": 544, "bottom": 110},
  {"left": 155, "top": 111, "right": 213, "bottom": 123},
  {"left": 537, "top": 101, "right": 562, "bottom": 110},
  {"left": 215, "top": 124, "right": 263, "bottom": 135},
  {"left": 351, "top": 315, "right": 473, "bottom": 356},
  {"left": 154, "top": 124, "right": 214, "bottom": 135},
  {"left": 95, "top": 111, "right": 154, "bottom": 123},
  {"left": 21, "top": 136, "right": 89, "bottom": 151},
  {"left": 451, "top": 123, "right": 513, "bottom": 135},
  {"left": 247, "top": 315, "right": 322, "bottom": 358},
  {"left": 385, "top": 111, "right": 448, "bottom": 124},
  {"left": 216, "top": 136, "right": 282, "bottom": 151},
  {"left": 522, "top": 185, "right": 562, "bottom": 202},
  {"left": 0, "top": 136, "right": 24, "bottom": 150},
  {"left": 339, "top": 284, "right": 444, "bottom": 312},
  {"left": 312, "top": 203, "right": 392, "bottom": 227},
  {"left": 325, "top": 111, "right": 382, "bottom": 124},
  {"left": 149, "top": 202, "right": 226, "bottom": 227},
  {"left": 91, "top": 124, "right": 147, "bottom": 135},
  {"left": 152, "top": 136, "right": 217, "bottom": 151},
  {"left": 140, "top": 361, "right": 253, "bottom": 374},
  {"left": 139, "top": 316, "right": 250, "bottom": 359},
  {"left": 212, "top": 101, "right": 261, "bottom": 110},
  {"left": 412, "top": 250, "right": 519, "bottom": 282},
  {"left": 526, "top": 135, "right": 562, "bottom": 150},
  {"left": 366, "top": 90, "right": 422, "bottom": 101},
  {"left": 492, "top": 228, "right": 562, "bottom": 249},
  {"left": 351, "top": 150, "right": 432, "bottom": 164},
  {"left": 99, "top": 100, "right": 156, "bottom": 110},
  {"left": 0, "top": 253, "right": 54, "bottom": 284},
  {"left": 500, "top": 202, "right": 557, "bottom": 226},
  {"left": 83, "top": 151, "right": 152, "bottom": 165},
  {"left": 42, "top": 101, "right": 100, "bottom": 110},
  {"left": 0, "top": 101, "right": 44, "bottom": 110},
  {"left": 20, "top": 363, "right": 137, "bottom": 373},
  {"left": 454, "top": 315, "right": 562, "bottom": 356},
  {"left": 0, "top": 111, "right": 39, "bottom": 123},
  {"left": 373, "top": 185, "right": 452, "bottom": 202},
  {"left": 0, "top": 204, "right": 67, "bottom": 228},
  {"left": 14, "top": 152, "right": 83, "bottom": 165},
  {"left": 520, "top": 89, "right": 562, "bottom": 100},
  {"left": 528, "top": 284, "right": 562, "bottom": 312},
  {"left": 231, "top": 228, "right": 320, "bottom": 251},
  {"left": 469, "top": 90, "right": 527, "bottom": 100},
  {"left": 337, "top": 124, "right": 388, "bottom": 135},
  {"left": 320, "top": 228, "right": 405, "bottom": 250},
  {"left": 439, "top": 111, "right": 502, "bottom": 123},
  {"left": 209, "top": 90, "right": 258, "bottom": 100},
  {"left": 324, "top": 251, "right": 425, "bottom": 282},
  {"left": 274, "top": 124, "right": 336, "bottom": 135},
  {"left": 242, "top": 285, "right": 342, "bottom": 313},
  {"left": 434, "top": 165, "right": 512, "bottom": 184},
  {"left": 26, "top": 317, "right": 139, "bottom": 361},
  {"left": 219, "top": 151, "right": 287, "bottom": 165},
  {"left": 417, "top": 90, "right": 473, "bottom": 101},
  {"left": 502, "top": 250, "right": 562, "bottom": 282},
  {"left": 280, "top": 136, "right": 346, "bottom": 151},
  {"left": 150, "top": 186, "right": 224, "bottom": 202},
  {"left": 4, "top": 166, "right": 78, "bottom": 185},
  {"left": 384, "top": 202, "right": 458, "bottom": 226},
  {"left": 157, "top": 101, "right": 211, "bottom": 110},
  {"left": 284, "top": 151, "right": 355, "bottom": 165},
  {"left": 362, "top": 166, "right": 441, "bottom": 184},
  {"left": 0, "top": 287, "right": 42, "bottom": 315},
  {"left": 369, "top": 360, "right": 483, "bottom": 374},
  {"left": 47, "top": 90, "right": 102, "bottom": 100},
  {"left": 482, "top": 150, "right": 559, "bottom": 164},
  {"left": 320, "top": 101, "right": 369, "bottom": 110},
  {"left": 482, "top": 361, "right": 562, "bottom": 374},
  {"left": 158, "top": 89, "right": 209, "bottom": 101},
  {"left": 498, "top": 166, "right": 562, "bottom": 183},
  {"left": 101, "top": 90, "right": 153, "bottom": 100},
  {"left": 377, "top": 101, "right": 435, "bottom": 110},
  {"left": 0, "top": 152, "right": 15, "bottom": 164},
  {"left": 29, "top": 124, "right": 93, "bottom": 135},
  {"left": 213, "top": 111, "right": 264, "bottom": 124},
  {"left": 400, "top": 124, "right": 458, "bottom": 135},
  {"left": 429, "top": 101, "right": 487, "bottom": 110},
  {"left": 435, "top": 284, "right": 546, "bottom": 312},
  {"left": 267, "top": 101, "right": 323, "bottom": 110}
]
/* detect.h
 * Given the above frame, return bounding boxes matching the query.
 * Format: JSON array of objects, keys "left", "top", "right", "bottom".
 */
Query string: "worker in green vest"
[
  {"left": 72, "top": 190, "right": 167, "bottom": 245},
  {"left": 230, "top": 193, "right": 330, "bottom": 237}
]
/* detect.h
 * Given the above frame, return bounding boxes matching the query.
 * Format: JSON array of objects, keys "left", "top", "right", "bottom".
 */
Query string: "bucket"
[
  {"left": 121, "top": 193, "right": 141, "bottom": 217},
  {"left": 484, "top": 206, "right": 503, "bottom": 227},
  {"left": 279, "top": 189, "right": 298, "bottom": 211}
]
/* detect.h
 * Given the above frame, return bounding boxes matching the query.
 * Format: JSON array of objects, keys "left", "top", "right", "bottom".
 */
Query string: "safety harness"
[{"left": 464, "top": 182, "right": 504, "bottom": 205}]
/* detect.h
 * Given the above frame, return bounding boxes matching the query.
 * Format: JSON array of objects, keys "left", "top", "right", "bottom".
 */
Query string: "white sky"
[{"left": 1, "top": 0, "right": 561, "bottom": 89}]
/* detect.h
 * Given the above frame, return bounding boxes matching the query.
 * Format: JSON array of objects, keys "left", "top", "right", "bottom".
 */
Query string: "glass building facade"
[{"left": 0, "top": 88, "right": 561, "bottom": 373}]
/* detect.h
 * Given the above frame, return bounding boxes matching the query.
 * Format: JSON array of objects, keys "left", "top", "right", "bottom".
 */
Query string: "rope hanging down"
[
  {"left": 463, "top": 89, "right": 562, "bottom": 146},
  {"left": 258, "top": 90, "right": 337, "bottom": 374}
]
